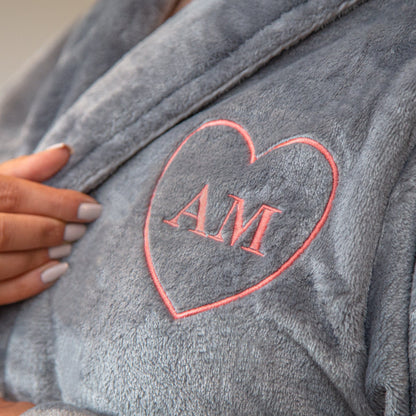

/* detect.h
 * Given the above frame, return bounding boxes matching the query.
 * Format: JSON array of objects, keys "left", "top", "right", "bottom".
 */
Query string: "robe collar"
[{"left": 37, "top": 0, "right": 365, "bottom": 192}]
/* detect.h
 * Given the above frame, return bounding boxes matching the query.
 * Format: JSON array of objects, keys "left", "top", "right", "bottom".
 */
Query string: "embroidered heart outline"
[{"left": 144, "top": 119, "right": 339, "bottom": 319}]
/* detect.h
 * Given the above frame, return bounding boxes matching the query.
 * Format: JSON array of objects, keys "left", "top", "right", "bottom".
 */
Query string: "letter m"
[{"left": 209, "top": 195, "right": 281, "bottom": 257}]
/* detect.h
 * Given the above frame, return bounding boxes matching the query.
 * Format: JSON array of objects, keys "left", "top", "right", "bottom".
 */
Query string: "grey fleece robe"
[{"left": 0, "top": 0, "right": 416, "bottom": 414}]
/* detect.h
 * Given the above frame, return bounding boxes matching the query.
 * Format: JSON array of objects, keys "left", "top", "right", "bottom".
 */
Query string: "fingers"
[
  {"left": 0, "top": 145, "right": 101, "bottom": 307},
  {"left": 0, "top": 143, "right": 71, "bottom": 182},
  {"left": 0, "top": 144, "right": 101, "bottom": 223},
  {"left": 0, "top": 261, "right": 68, "bottom": 305},
  {"left": 0, "top": 174, "right": 101, "bottom": 223},
  {"left": 0, "top": 213, "right": 87, "bottom": 252},
  {"left": 0, "top": 245, "right": 71, "bottom": 281}
]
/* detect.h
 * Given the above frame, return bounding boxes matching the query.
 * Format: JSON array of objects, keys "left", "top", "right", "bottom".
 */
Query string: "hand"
[
  {"left": 0, "top": 397, "right": 34, "bottom": 415},
  {"left": 0, "top": 144, "right": 102, "bottom": 305}
]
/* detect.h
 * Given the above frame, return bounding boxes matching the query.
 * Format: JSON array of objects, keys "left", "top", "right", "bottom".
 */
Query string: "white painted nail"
[
  {"left": 45, "top": 143, "right": 73, "bottom": 154},
  {"left": 49, "top": 244, "right": 72, "bottom": 259},
  {"left": 77, "top": 203, "right": 102, "bottom": 221},
  {"left": 41, "top": 263, "right": 69, "bottom": 284},
  {"left": 45, "top": 143, "right": 65, "bottom": 151},
  {"left": 64, "top": 224, "right": 87, "bottom": 242}
]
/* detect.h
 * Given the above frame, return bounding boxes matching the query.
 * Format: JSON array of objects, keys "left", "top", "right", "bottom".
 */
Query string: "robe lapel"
[{"left": 36, "top": 0, "right": 365, "bottom": 192}]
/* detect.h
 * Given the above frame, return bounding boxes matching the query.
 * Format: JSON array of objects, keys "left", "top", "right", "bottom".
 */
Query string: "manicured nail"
[
  {"left": 41, "top": 262, "right": 69, "bottom": 284},
  {"left": 64, "top": 224, "right": 87, "bottom": 242},
  {"left": 77, "top": 203, "right": 102, "bottom": 221},
  {"left": 45, "top": 143, "right": 73, "bottom": 154},
  {"left": 49, "top": 244, "right": 72, "bottom": 259}
]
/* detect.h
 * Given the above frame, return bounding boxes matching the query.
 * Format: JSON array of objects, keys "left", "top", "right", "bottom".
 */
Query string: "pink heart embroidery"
[{"left": 144, "top": 120, "right": 338, "bottom": 319}]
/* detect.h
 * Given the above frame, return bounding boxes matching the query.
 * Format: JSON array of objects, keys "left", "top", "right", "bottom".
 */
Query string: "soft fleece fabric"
[{"left": 1, "top": 0, "right": 416, "bottom": 415}]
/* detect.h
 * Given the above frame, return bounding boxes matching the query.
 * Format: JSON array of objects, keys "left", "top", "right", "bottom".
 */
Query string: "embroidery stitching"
[
  {"left": 164, "top": 185, "right": 282, "bottom": 257},
  {"left": 163, "top": 184, "right": 209, "bottom": 238},
  {"left": 144, "top": 119, "right": 339, "bottom": 319},
  {"left": 209, "top": 193, "right": 281, "bottom": 257}
]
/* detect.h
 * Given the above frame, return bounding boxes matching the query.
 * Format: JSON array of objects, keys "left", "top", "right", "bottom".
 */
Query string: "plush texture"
[{"left": 0, "top": 0, "right": 416, "bottom": 415}]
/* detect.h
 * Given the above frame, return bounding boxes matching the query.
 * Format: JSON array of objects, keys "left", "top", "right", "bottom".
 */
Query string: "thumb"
[{"left": 0, "top": 143, "right": 72, "bottom": 182}]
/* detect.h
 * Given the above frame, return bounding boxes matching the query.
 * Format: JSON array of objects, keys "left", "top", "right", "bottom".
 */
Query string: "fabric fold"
[{"left": 35, "top": 0, "right": 364, "bottom": 192}]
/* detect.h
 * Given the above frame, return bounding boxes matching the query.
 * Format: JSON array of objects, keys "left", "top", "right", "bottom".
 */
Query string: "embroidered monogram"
[
  {"left": 144, "top": 120, "right": 338, "bottom": 319},
  {"left": 163, "top": 184, "right": 282, "bottom": 257}
]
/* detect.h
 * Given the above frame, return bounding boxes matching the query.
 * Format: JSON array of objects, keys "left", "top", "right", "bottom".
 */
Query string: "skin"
[
  {"left": 166, "top": 0, "right": 193, "bottom": 19},
  {"left": 0, "top": 144, "right": 101, "bottom": 413},
  {"left": 0, "top": 399, "right": 34, "bottom": 416},
  {"left": 0, "top": 145, "right": 100, "bottom": 305},
  {"left": 0, "top": 1, "right": 193, "bottom": 413}
]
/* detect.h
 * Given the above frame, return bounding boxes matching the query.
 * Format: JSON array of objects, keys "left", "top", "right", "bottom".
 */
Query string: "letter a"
[
  {"left": 209, "top": 195, "right": 281, "bottom": 257},
  {"left": 163, "top": 184, "right": 209, "bottom": 237}
]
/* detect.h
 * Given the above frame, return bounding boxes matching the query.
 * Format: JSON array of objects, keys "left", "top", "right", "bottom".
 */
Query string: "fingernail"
[
  {"left": 45, "top": 143, "right": 73, "bottom": 154},
  {"left": 41, "top": 262, "right": 69, "bottom": 284},
  {"left": 77, "top": 203, "right": 102, "bottom": 221},
  {"left": 49, "top": 244, "right": 72, "bottom": 259},
  {"left": 64, "top": 224, "right": 86, "bottom": 242}
]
